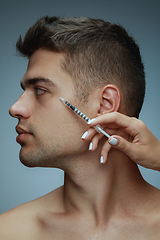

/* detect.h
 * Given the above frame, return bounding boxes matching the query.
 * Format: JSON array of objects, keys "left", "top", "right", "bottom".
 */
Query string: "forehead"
[
  {"left": 22, "top": 49, "right": 74, "bottom": 91},
  {"left": 27, "top": 48, "right": 64, "bottom": 70}
]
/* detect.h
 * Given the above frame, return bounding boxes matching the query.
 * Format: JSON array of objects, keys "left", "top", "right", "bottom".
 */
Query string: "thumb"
[{"left": 108, "top": 136, "right": 139, "bottom": 160}]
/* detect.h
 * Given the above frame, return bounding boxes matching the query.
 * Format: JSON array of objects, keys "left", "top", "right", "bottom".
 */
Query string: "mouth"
[{"left": 15, "top": 126, "right": 32, "bottom": 144}]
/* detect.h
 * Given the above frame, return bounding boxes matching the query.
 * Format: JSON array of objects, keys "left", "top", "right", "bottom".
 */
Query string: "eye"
[{"left": 34, "top": 87, "right": 46, "bottom": 95}]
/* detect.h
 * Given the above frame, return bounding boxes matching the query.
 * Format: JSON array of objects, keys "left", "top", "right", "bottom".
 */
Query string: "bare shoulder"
[
  {"left": 0, "top": 203, "right": 39, "bottom": 240},
  {"left": 0, "top": 186, "right": 64, "bottom": 240}
]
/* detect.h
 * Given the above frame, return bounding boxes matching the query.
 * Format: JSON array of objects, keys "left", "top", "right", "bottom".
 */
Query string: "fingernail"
[
  {"left": 81, "top": 131, "right": 88, "bottom": 139},
  {"left": 100, "top": 156, "right": 104, "bottom": 164},
  {"left": 89, "top": 142, "right": 93, "bottom": 151},
  {"left": 109, "top": 138, "right": 118, "bottom": 146},
  {"left": 87, "top": 118, "right": 96, "bottom": 125}
]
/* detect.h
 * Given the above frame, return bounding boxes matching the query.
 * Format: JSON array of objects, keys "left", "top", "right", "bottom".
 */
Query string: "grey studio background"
[{"left": 0, "top": 0, "right": 160, "bottom": 214}]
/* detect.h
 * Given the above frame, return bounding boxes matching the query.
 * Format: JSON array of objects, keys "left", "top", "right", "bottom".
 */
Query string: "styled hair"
[{"left": 16, "top": 16, "right": 145, "bottom": 117}]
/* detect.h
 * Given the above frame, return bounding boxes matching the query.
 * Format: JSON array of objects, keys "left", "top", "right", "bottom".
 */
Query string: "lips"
[
  {"left": 16, "top": 126, "right": 30, "bottom": 135},
  {"left": 15, "top": 126, "right": 32, "bottom": 144}
]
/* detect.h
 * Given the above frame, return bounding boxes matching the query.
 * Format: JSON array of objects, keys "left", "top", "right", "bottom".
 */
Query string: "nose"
[{"left": 9, "top": 92, "right": 31, "bottom": 119}]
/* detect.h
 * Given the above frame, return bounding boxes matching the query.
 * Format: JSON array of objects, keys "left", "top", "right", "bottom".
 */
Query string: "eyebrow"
[{"left": 20, "top": 77, "right": 56, "bottom": 90}]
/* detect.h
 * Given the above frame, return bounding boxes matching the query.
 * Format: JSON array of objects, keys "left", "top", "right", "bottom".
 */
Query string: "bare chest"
[{"left": 36, "top": 215, "right": 160, "bottom": 240}]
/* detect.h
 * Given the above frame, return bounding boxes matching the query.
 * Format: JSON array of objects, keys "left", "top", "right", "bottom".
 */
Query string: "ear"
[{"left": 98, "top": 84, "right": 121, "bottom": 114}]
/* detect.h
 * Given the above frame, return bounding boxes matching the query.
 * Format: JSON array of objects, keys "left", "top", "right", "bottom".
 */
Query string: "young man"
[{"left": 1, "top": 16, "right": 160, "bottom": 239}]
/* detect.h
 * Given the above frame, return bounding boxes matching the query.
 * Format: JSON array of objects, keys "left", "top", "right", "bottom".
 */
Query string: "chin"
[
  {"left": 19, "top": 155, "right": 36, "bottom": 168},
  {"left": 18, "top": 147, "right": 57, "bottom": 168},
  {"left": 19, "top": 148, "right": 41, "bottom": 168}
]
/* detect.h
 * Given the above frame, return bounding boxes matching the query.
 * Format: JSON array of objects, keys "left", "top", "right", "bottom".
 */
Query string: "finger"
[
  {"left": 81, "top": 127, "right": 105, "bottom": 151},
  {"left": 88, "top": 113, "right": 143, "bottom": 137},
  {"left": 87, "top": 112, "right": 132, "bottom": 128},
  {"left": 100, "top": 141, "right": 112, "bottom": 164},
  {"left": 89, "top": 133, "right": 104, "bottom": 151},
  {"left": 81, "top": 126, "right": 112, "bottom": 142},
  {"left": 81, "top": 128, "right": 97, "bottom": 141},
  {"left": 108, "top": 135, "right": 141, "bottom": 162}
]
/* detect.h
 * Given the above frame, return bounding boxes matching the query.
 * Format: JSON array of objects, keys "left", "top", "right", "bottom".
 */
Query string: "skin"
[{"left": 0, "top": 49, "right": 160, "bottom": 239}]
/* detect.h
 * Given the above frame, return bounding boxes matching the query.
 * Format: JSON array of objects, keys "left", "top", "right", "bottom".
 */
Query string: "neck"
[{"left": 62, "top": 148, "right": 147, "bottom": 225}]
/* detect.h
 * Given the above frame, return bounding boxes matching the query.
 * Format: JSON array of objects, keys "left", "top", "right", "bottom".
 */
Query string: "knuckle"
[
  {"left": 117, "top": 139, "right": 125, "bottom": 149},
  {"left": 136, "top": 119, "right": 145, "bottom": 131},
  {"left": 131, "top": 118, "right": 145, "bottom": 131}
]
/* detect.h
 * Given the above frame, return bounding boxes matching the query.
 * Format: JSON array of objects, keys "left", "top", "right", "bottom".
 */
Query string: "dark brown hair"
[{"left": 16, "top": 16, "right": 145, "bottom": 117}]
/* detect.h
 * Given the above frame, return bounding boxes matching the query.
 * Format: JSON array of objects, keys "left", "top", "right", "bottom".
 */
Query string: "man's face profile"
[{"left": 9, "top": 49, "right": 89, "bottom": 169}]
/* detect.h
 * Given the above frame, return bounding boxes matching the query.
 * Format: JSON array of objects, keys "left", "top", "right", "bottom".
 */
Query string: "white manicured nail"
[
  {"left": 100, "top": 156, "right": 104, "bottom": 164},
  {"left": 89, "top": 142, "right": 93, "bottom": 151},
  {"left": 81, "top": 131, "right": 88, "bottom": 139},
  {"left": 109, "top": 138, "right": 118, "bottom": 145},
  {"left": 87, "top": 118, "right": 96, "bottom": 125}
]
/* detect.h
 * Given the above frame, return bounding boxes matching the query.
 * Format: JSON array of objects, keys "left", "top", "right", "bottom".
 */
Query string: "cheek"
[
  {"left": 35, "top": 116, "right": 88, "bottom": 156},
  {"left": 33, "top": 102, "right": 89, "bottom": 148}
]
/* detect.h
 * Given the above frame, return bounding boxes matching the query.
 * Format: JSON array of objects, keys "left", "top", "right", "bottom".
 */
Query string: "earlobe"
[{"left": 98, "top": 84, "right": 121, "bottom": 114}]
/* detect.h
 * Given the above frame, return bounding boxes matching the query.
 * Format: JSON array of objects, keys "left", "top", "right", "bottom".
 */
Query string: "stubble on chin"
[{"left": 18, "top": 144, "right": 63, "bottom": 168}]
